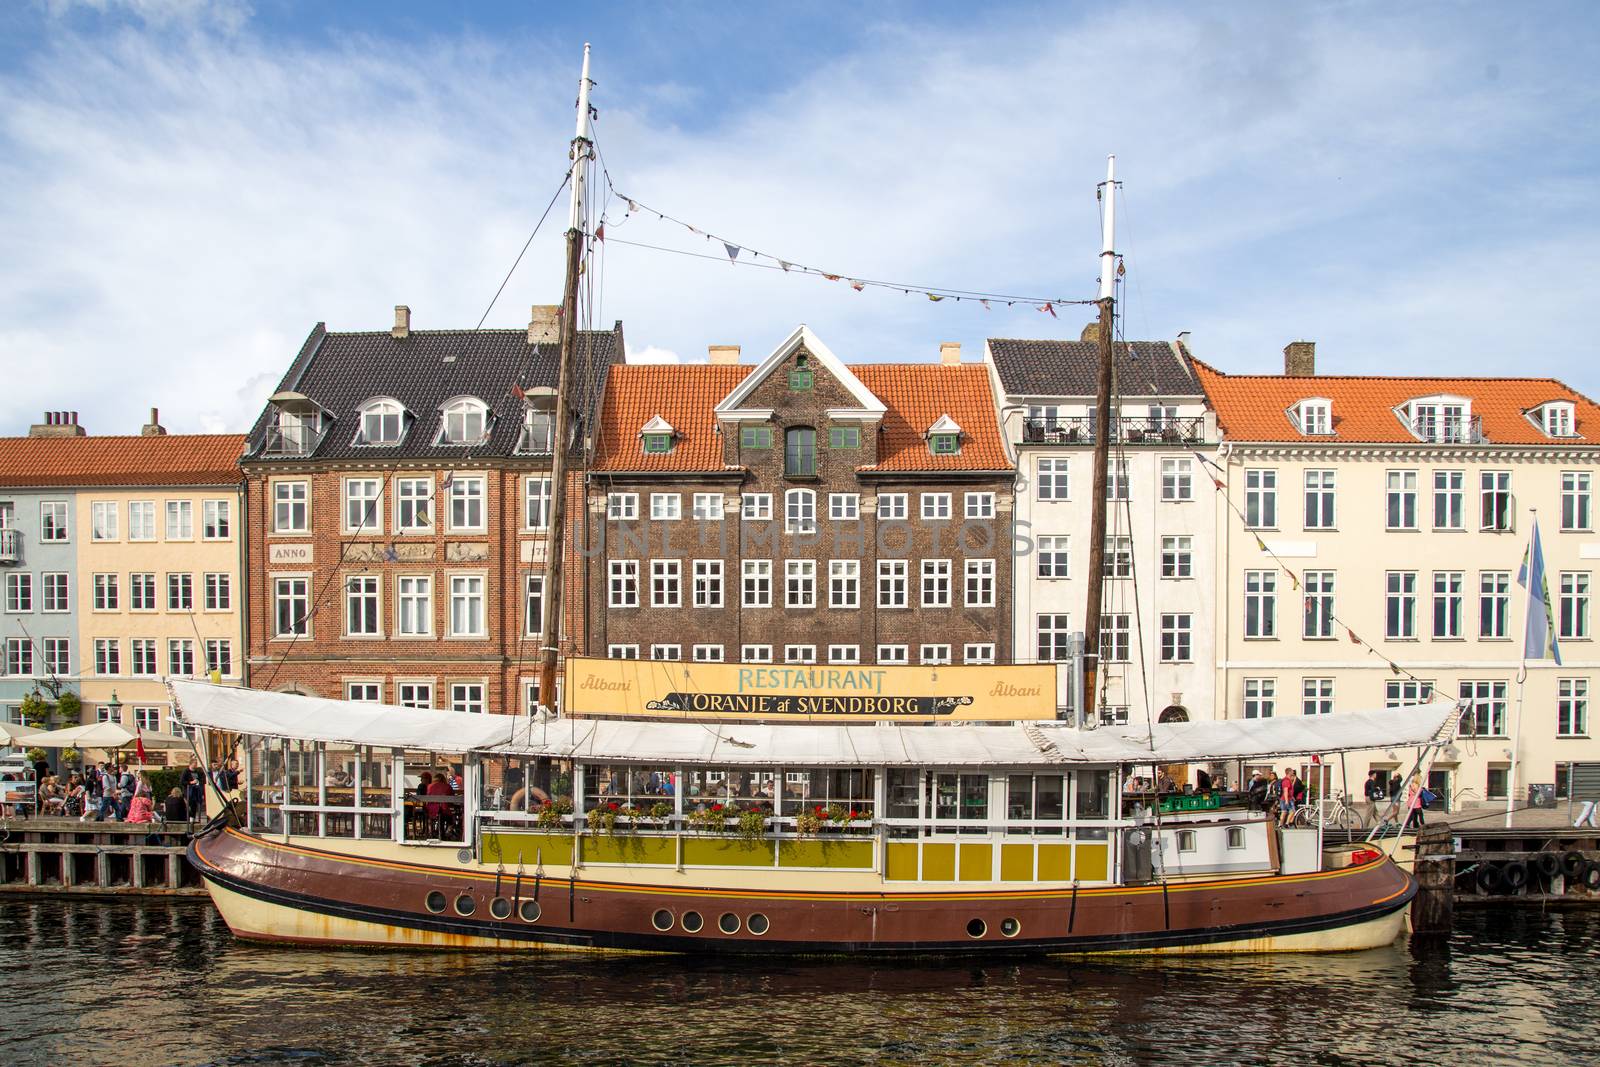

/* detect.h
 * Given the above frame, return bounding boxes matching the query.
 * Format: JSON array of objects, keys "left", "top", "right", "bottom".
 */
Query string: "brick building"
[
  {"left": 583, "top": 326, "right": 1014, "bottom": 667},
  {"left": 241, "top": 306, "right": 621, "bottom": 714}
]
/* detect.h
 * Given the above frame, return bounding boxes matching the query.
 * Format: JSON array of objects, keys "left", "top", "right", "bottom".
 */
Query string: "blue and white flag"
[{"left": 1517, "top": 519, "right": 1562, "bottom": 665}]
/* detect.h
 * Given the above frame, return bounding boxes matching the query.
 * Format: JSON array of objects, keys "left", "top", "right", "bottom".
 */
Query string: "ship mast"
[
  {"left": 1081, "top": 154, "right": 1118, "bottom": 724},
  {"left": 536, "top": 43, "right": 594, "bottom": 715}
]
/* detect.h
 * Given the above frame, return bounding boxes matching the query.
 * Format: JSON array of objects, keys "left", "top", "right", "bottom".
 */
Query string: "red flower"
[
  {"left": 607, "top": 802, "right": 619, "bottom": 811},
  {"left": 814, "top": 805, "right": 824, "bottom": 816},
  {"left": 849, "top": 810, "right": 859, "bottom": 820},
  {"left": 711, "top": 803, "right": 723, "bottom": 812}
]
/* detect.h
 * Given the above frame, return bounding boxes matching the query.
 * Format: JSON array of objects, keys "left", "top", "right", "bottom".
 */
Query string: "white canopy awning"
[
  {"left": 172, "top": 681, "right": 1459, "bottom": 768},
  {"left": 170, "top": 680, "right": 518, "bottom": 751},
  {"left": 0, "top": 722, "right": 47, "bottom": 746},
  {"left": 29, "top": 721, "right": 192, "bottom": 750}
]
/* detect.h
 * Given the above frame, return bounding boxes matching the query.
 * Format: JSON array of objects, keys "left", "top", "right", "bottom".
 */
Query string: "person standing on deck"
[{"left": 1363, "top": 771, "right": 1387, "bottom": 827}]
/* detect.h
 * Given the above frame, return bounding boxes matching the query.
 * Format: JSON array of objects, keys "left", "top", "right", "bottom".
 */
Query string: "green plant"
[
  {"left": 56, "top": 691, "right": 81, "bottom": 724},
  {"left": 587, "top": 802, "right": 622, "bottom": 837},
  {"left": 687, "top": 803, "right": 728, "bottom": 833},
  {"left": 736, "top": 807, "right": 768, "bottom": 841},
  {"left": 25, "top": 747, "right": 46, "bottom": 764},
  {"left": 648, "top": 801, "right": 672, "bottom": 823},
  {"left": 62, "top": 747, "right": 81, "bottom": 764},
  {"left": 20, "top": 693, "right": 50, "bottom": 729},
  {"left": 535, "top": 796, "right": 573, "bottom": 830},
  {"left": 795, "top": 808, "right": 822, "bottom": 836},
  {"left": 145, "top": 767, "right": 181, "bottom": 799}
]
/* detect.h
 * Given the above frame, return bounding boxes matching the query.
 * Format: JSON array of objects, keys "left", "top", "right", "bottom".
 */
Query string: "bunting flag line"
[{"left": 597, "top": 179, "right": 1099, "bottom": 312}]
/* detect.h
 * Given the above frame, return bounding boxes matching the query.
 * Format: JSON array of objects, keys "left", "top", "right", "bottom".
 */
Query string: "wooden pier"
[{"left": 0, "top": 817, "right": 207, "bottom": 897}]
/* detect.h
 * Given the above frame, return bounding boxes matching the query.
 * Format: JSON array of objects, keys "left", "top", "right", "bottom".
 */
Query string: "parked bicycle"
[{"left": 1292, "top": 793, "right": 1368, "bottom": 831}]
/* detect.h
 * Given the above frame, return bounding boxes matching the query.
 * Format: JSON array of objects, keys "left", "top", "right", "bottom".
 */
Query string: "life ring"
[
  {"left": 1502, "top": 862, "right": 1529, "bottom": 890},
  {"left": 1536, "top": 852, "right": 1561, "bottom": 879},
  {"left": 1476, "top": 863, "right": 1503, "bottom": 893},
  {"left": 1583, "top": 862, "right": 1600, "bottom": 891},
  {"left": 1561, "top": 851, "right": 1587, "bottom": 879}
]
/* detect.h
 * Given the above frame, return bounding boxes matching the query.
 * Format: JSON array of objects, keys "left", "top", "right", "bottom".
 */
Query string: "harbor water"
[{"left": 1, "top": 899, "right": 1595, "bottom": 1065}]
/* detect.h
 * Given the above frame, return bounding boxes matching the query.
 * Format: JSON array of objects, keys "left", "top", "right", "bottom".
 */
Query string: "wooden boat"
[{"left": 174, "top": 678, "right": 1451, "bottom": 955}]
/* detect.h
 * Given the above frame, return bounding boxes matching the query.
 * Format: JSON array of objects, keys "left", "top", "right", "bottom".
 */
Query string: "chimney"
[
  {"left": 1080, "top": 321, "right": 1100, "bottom": 343},
  {"left": 141, "top": 407, "right": 167, "bottom": 436},
  {"left": 29, "top": 411, "right": 86, "bottom": 438},
  {"left": 528, "top": 305, "right": 561, "bottom": 345},
  {"left": 1283, "top": 340, "right": 1315, "bottom": 377},
  {"left": 391, "top": 305, "right": 411, "bottom": 340},
  {"left": 1176, "top": 331, "right": 1192, "bottom": 350},
  {"left": 939, "top": 341, "right": 962, "bottom": 367},
  {"left": 708, "top": 345, "right": 741, "bottom": 365}
]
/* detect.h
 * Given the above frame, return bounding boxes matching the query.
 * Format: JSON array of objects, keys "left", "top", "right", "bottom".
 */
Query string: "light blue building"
[{"left": 1, "top": 481, "right": 81, "bottom": 730}]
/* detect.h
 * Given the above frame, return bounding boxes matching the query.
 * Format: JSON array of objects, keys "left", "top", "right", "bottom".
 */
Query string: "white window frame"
[
  {"left": 651, "top": 559, "right": 682, "bottom": 608},
  {"left": 1037, "top": 458, "right": 1069, "bottom": 501},
  {"left": 609, "top": 560, "right": 640, "bottom": 608},
  {"left": 1160, "top": 613, "right": 1192, "bottom": 663},
  {"left": 1244, "top": 469, "right": 1276, "bottom": 529},
  {"left": 921, "top": 559, "right": 952, "bottom": 607},
  {"left": 344, "top": 574, "right": 382, "bottom": 637},
  {"left": 877, "top": 493, "right": 908, "bottom": 520},
  {"left": 449, "top": 475, "right": 486, "bottom": 532},
  {"left": 91, "top": 501, "right": 119, "bottom": 541},
  {"left": 396, "top": 477, "right": 434, "bottom": 533},
  {"left": 963, "top": 643, "right": 996, "bottom": 665},
  {"left": 829, "top": 559, "right": 860, "bottom": 609},
  {"left": 165, "top": 499, "right": 194, "bottom": 541},
  {"left": 964, "top": 492, "right": 995, "bottom": 519},
  {"left": 741, "top": 644, "right": 773, "bottom": 663},
  {"left": 202, "top": 499, "right": 232, "bottom": 541},
  {"left": 1160, "top": 457, "right": 1192, "bottom": 502},
  {"left": 784, "top": 644, "right": 817, "bottom": 664},
  {"left": 827, "top": 644, "right": 860, "bottom": 664},
  {"left": 878, "top": 560, "right": 908, "bottom": 608},
  {"left": 742, "top": 560, "right": 772, "bottom": 608},
  {"left": 785, "top": 559, "right": 816, "bottom": 609},
  {"left": 691, "top": 493, "right": 725, "bottom": 521},
  {"left": 828, "top": 493, "right": 859, "bottom": 521},
  {"left": 344, "top": 477, "right": 381, "bottom": 533},
  {"left": 127, "top": 500, "right": 156, "bottom": 542},
  {"left": 650, "top": 493, "right": 681, "bottom": 521},
  {"left": 524, "top": 476, "right": 553, "bottom": 530},
  {"left": 919, "top": 644, "right": 952, "bottom": 665},
  {"left": 397, "top": 575, "right": 433, "bottom": 637},
  {"left": 741, "top": 493, "right": 772, "bottom": 521},
  {"left": 692, "top": 560, "right": 723, "bottom": 608},
  {"left": 876, "top": 644, "right": 909, "bottom": 665},
  {"left": 920, "top": 493, "right": 952, "bottom": 520},
  {"left": 607, "top": 492, "right": 638, "bottom": 521},
  {"left": 272, "top": 481, "right": 309, "bottom": 534},
  {"left": 447, "top": 573, "right": 487, "bottom": 638},
  {"left": 965, "top": 558, "right": 995, "bottom": 607},
  {"left": 785, "top": 489, "right": 816, "bottom": 534}
]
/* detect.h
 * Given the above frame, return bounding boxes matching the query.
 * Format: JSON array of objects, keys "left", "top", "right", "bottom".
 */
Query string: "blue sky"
[{"left": 2, "top": 1, "right": 1598, "bottom": 434}]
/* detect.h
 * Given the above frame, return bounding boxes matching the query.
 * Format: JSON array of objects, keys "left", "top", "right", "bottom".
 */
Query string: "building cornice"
[{"left": 1220, "top": 441, "right": 1600, "bottom": 463}]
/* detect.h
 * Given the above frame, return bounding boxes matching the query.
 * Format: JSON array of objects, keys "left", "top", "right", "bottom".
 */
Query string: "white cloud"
[{"left": 1, "top": 5, "right": 1596, "bottom": 440}]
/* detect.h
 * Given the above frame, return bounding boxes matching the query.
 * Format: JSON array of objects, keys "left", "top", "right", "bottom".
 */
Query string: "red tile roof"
[
  {"left": 0, "top": 435, "right": 247, "bottom": 487},
  {"left": 593, "top": 364, "right": 752, "bottom": 472},
  {"left": 1192, "top": 358, "right": 1600, "bottom": 446},
  {"left": 853, "top": 364, "right": 1012, "bottom": 471},
  {"left": 591, "top": 362, "right": 1013, "bottom": 473}
]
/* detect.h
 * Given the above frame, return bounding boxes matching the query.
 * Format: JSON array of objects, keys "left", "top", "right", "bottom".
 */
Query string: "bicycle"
[{"left": 1292, "top": 793, "right": 1367, "bottom": 831}]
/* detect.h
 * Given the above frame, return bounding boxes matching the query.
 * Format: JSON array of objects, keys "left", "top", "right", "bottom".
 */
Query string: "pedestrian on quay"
[
  {"left": 1277, "top": 768, "right": 1302, "bottom": 827},
  {"left": 223, "top": 758, "right": 242, "bottom": 802},
  {"left": 1404, "top": 780, "right": 1426, "bottom": 830},
  {"left": 162, "top": 787, "right": 188, "bottom": 824},
  {"left": 95, "top": 763, "right": 119, "bottom": 822},
  {"left": 180, "top": 758, "right": 205, "bottom": 821},
  {"left": 116, "top": 764, "right": 136, "bottom": 820},
  {"left": 1363, "top": 770, "right": 1387, "bottom": 826},
  {"left": 126, "top": 779, "right": 155, "bottom": 824}
]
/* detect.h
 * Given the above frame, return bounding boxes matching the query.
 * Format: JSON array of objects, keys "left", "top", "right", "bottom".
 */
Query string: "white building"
[
  {"left": 986, "top": 329, "right": 1219, "bottom": 731},
  {"left": 1198, "top": 342, "right": 1600, "bottom": 806}
]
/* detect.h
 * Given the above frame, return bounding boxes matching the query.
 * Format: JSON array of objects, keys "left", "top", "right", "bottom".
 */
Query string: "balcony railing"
[
  {"left": 260, "top": 423, "right": 328, "bottom": 458},
  {"left": 0, "top": 528, "right": 20, "bottom": 565},
  {"left": 515, "top": 423, "right": 555, "bottom": 455},
  {"left": 1411, "top": 415, "right": 1486, "bottom": 444},
  {"left": 1021, "top": 416, "right": 1206, "bottom": 446}
]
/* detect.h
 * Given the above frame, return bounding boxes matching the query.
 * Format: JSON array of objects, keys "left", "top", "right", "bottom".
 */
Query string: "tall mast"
[
  {"left": 536, "top": 43, "right": 594, "bottom": 715},
  {"left": 1082, "top": 154, "right": 1117, "bottom": 725}
]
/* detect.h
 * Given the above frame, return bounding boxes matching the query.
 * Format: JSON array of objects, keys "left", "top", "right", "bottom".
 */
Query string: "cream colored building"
[{"left": 1199, "top": 346, "right": 1600, "bottom": 807}]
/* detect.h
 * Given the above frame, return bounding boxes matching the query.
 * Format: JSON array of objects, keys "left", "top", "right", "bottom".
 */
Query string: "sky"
[{"left": 1, "top": 0, "right": 1598, "bottom": 435}]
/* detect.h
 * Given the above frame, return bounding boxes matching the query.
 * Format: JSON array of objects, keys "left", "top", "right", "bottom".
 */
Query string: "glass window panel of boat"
[
  {"left": 322, "top": 743, "right": 359, "bottom": 806},
  {"left": 403, "top": 753, "right": 464, "bottom": 843},
  {"left": 886, "top": 769, "right": 919, "bottom": 827},
  {"left": 782, "top": 768, "right": 871, "bottom": 814},
  {"left": 586, "top": 763, "right": 677, "bottom": 810},
  {"left": 933, "top": 772, "right": 988, "bottom": 828},
  {"left": 285, "top": 739, "right": 320, "bottom": 803},
  {"left": 247, "top": 736, "right": 286, "bottom": 834},
  {"left": 358, "top": 747, "right": 393, "bottom": 808},
  {"left": 1073, "top": 770, "right": 1112, "bottom": 840}
]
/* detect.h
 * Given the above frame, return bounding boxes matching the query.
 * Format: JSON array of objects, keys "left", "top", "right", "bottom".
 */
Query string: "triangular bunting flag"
[
  {"left": 778, "top": 260, "right": 791, "bottom": 272},
  {"left": 1039, "top": 302, "right": 1057, "bottom": 317},
  {"left": 595, "top": 222, "right": 605, "bottom": 242},
  {"left": 850, "top": 280, "right": 865, "bottom": 292},
  {"left": 928, "top": 293, "right": 944, "bottom": 302},
  {"left": 723, "top": 242, "right": 741, "bottom": 263},
  {"left": 1253, "top": 534, "right": 1268, "bottom": 553},
  {"left": 1347, "top": 628, "right": 1361, "bottom": 644},
  {"left": 1289, "top": 573, "right": 1300, "bottom": 591},
  {"left": 626, "top": 199, "right": 638, "bottom": 213},
  {"left": 980, "top": 299, "right": 991, "bottom": 310},
  {"left": 823, "top": 273, "right": 842, "bottom": 282}
]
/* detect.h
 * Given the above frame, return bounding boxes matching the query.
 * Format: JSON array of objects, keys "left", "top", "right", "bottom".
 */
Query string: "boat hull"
[{"left": 190, "top": 827, "right": 1414, "bottom": 956}]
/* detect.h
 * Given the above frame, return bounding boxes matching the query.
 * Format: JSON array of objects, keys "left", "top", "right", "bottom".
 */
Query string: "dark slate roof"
[
  {"left": 244, "top": 322, "right": 623, "bottom": 462},
  {"left": 988, "top": 339, "right": 1202, "bottom": 398}
]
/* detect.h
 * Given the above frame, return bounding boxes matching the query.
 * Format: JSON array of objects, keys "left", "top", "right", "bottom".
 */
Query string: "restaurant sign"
[{"left": 564, "top": 657, "right": 1059, "bottom": 722}]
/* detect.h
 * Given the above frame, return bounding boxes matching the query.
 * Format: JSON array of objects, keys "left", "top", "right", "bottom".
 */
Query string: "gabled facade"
[
  {"left": 987, "top": 330, "right": 1219, "bottom": 724},
  {"left": 1198, "top": 343, "right": 1600, "bottom": 803},
  {"left": 0, "top": 422, "right": 246, "bottom": 753},
  {"left": 240, "top": 306, "right": 623, "bottom": 715},
  {"left": 585, "top": 328, "right": 1013, "bottom": 668}
]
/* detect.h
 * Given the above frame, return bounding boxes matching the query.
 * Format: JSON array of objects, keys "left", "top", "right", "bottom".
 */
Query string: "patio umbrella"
[
  {"left": 29, "top": 722, "right": 190, "bottom": 750},
  {"left": 0, "top": 722, "right": 45, "bottom": 746}
]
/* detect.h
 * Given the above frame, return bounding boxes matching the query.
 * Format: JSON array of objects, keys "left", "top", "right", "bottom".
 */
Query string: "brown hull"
[{"left": 190, "top": 827, "right": 1414, "bottom": 954}]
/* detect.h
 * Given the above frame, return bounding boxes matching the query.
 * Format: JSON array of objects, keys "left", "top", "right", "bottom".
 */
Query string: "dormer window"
[
  {"left": 639, "top": 415, "right": 675, "bottom": 456},
  {"left": 926, "top": 414, "right": 962, "bottom": 456},
  {"left": 262, "top": 391, "right": 327, "bottom": 457},
  {"left": 1404, "top": 397, "right": 1476, "bottom": 444},
  {"left": 1292, "top": 398, "right": 1333, "bottom": 436},
  {"left": 439, "top": 397, "right": 490, "bottom": 445},
  {"left": 356, "top": 398, "right": 407, "bottom": 446},
  {"left": 1533, "top": 401, "right": 1577, "bottom": 438}
]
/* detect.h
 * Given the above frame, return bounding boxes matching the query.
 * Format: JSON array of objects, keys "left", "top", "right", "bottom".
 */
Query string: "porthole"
[
  {"left": 1000, "top": 917, "right": 1021, "bottom": 938},
  {"left": 490, "top": 897, "right": 512, "bottom": 920},
  {"left": 519, "top": 899, "right": 541, "bottom": 923},
  {"left": 424, "top": 891, "right": 447, "bottom": 914},
  {"left": 651, "top": 909, "right": 675, "bottom": 932},
  {"left": 747, "top": 913, "right": 770, "bottom": 936},
  {"left": 966, "top": 918, "right": 987, "bottom": 939},
  {"left": 718, "top": 912, "right": 741, "bottom": 935},
  {"left": 680, "top": 910, "right": 704, "bottom": 933},
  {"left": 454, "top": 894, "right": 476, "bottom": 917}
]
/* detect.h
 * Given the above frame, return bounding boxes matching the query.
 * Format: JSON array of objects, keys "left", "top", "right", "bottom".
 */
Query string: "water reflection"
[{"left": 2, "top": 900, "right": 1596, "bottom": 1065}]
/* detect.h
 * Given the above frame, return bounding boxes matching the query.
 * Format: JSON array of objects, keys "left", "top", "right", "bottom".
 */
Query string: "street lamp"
[{"left": 107, "top": 690, "right": 122, "bottom": 725}]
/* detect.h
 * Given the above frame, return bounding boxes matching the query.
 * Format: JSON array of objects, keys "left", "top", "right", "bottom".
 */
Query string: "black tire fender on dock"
[
  {"left": 1536, "top": 852, "right": 1561, "bottom": 879},
  {"left": 1503, "top": 863, "right": 1529, "bottom": 890},
  {"left": 1477, "top": 863, "right": 1504, "bottom": 893},
  {"left": 1583, "top": 862, "right": 1600, "bottom": 891},
  {"left": 1561, "top": 851, "right": 1587, "bottom": 879}
]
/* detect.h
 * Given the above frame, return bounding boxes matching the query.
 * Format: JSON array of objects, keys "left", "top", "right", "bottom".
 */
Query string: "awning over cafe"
[{"left": 172, "top": 680, "right": 1460, "bottom": 768}]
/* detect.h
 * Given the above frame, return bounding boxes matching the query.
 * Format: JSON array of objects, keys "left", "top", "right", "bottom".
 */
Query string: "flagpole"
[{"left": 1506, "top": 506, "right": 1538, "bottom": 829}]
